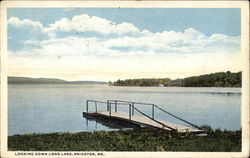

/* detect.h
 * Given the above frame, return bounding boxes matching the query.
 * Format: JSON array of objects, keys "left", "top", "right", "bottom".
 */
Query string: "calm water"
[{"left": 8, "top": 84, "right": 241, "bottom": 136}]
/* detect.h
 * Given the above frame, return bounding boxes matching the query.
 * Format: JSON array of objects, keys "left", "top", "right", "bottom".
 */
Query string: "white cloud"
[
  {"left": 43, "top": 14, "right": 140, "bottom": 35},
  {"left": 183, "top": 27, "right": 205, "bottom": 40},
  {"left": 8, "top": 16, "right": 240, "bottom": 55},
  {"left": 8, "top": 17, "right": 43, "bottom": 29},
  {"left": 103, "top": 28, "right": 240, "bottom": 54},
  {"left": 8, "top": 17, "right": 48, "bottom": 42},
  {"left": 12, "top": 26, "right": 240, "bottom": 58},
  {"left": 8, "top": 14, "right": 241, "bottom": 81}
]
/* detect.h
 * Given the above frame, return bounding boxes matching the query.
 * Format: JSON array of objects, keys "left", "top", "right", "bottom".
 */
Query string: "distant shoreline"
[
  {"left": 8, "top": 71, "right": 242, "bottom": 88},
  {"left": 109, "top": 85, "right": 242, "bottom": 88},
  {"left": 110, "top": 71, "right": 242, "bottom": 88},
  {"left": 8, "top": 77, "right": 107, "bottom": 85},
  {"left": 8, "top": 82, "right": 107, "bottom": 85}
]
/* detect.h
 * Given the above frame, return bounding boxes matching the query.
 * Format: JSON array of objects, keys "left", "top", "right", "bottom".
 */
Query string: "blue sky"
[
  {"left": 7, "top": 8, "right": 241, "bottom": 81},
  {"left": 8, "top": 8, "right": 240, "bottom": 36}
]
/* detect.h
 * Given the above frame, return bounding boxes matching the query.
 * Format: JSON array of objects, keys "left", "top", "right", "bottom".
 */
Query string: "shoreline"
[{"left": 8, "top": 127, "right": 241, "bottom": 151}]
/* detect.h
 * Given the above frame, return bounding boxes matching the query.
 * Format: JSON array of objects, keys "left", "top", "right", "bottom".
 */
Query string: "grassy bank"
[{"left": 8, "top": 127, "right": 241, "bottom": 151}]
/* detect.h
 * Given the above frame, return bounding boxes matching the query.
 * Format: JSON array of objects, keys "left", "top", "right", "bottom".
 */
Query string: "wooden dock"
[{"left": 83, "top": 100, "right": 205, "bottom": 134}]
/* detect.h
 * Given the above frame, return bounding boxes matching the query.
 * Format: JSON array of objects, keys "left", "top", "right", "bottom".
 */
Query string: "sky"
[{"left": 7, "top": 8, "right": 241, "bottom": 81}]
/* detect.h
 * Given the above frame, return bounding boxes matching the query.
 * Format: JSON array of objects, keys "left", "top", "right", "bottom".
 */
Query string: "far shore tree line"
[{"left": 110, "top": 71, "right": 242, "bottom": 87}]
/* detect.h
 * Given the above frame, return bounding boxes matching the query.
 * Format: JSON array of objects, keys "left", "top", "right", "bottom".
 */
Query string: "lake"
[{"left": 8, "top": 84, "right": 241, "bottom": 136}]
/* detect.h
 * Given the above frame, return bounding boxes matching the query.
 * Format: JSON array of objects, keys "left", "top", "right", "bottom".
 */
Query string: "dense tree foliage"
[
  {"left": 183, "top": 71, "right": 241, "bottom": 87},
  {"left": 111, "top": 71, "right": 241, "bottom": 87}
]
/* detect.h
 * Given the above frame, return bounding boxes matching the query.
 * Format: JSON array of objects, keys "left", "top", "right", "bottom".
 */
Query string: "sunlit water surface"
[{"left": 8, "top": 84, "right": 241, "bottom": 136}]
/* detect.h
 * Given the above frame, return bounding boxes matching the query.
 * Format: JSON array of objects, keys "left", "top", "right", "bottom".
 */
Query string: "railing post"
[
  {"left": 95, "top": 101, "right": 97, "bottom": 113},
  {"left": 115, "top": 100, "right": 117, "bottom": 112},
  {"left": 132, "top": 102, "right": 134, "bottom": 116},
  {"left": 129, "top": 104, "right": 131, "bottom": 121},
  {"left": 152, "top": 104, "right": 154, "bottom": 119},
  {"left": 109, "top": 102, "right": 111, "bottom": 117},
  {"left": 107, "top": 101, "right": 109, "bottom": 111}
]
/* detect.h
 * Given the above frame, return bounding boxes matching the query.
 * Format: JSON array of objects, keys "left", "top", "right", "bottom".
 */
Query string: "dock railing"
[
  {"left": 86, "top": 100, "right": 107, "bottom": 114},
  {"left": 86, "top": 99, "right": 202, "bottom": 131}
]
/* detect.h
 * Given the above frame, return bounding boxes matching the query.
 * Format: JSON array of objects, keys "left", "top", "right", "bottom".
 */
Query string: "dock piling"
[{"left": 86, "top": 100, "right": 89, "bottom": 115}]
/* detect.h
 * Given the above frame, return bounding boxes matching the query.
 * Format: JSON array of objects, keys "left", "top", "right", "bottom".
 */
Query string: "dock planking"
[
  {"left": 83, "top": 100, "right": 205, "bottom": 134},
  {"left": 83, "top": 111, "right": 203, "bottom": 133}
]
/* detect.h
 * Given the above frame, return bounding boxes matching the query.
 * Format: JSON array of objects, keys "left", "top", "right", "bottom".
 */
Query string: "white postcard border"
[{"left": 1, "top": 1, "right": 249, "bottom": 158}]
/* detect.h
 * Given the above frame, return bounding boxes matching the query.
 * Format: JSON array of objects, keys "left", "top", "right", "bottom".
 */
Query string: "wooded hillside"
[{"left": 111, "top": 71, "right": 241, "bottom": 87}]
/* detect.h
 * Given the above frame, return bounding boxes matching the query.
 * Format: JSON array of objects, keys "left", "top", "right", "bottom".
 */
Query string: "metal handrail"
[
  {"left": 86, "top": 99, "right": 201, "bottom": 130},
  {"left": 154, "top": 104, "right": 202, "bottom": 130},
  {"left": 132, "top": 106, "right": 176, "bottom": 131},
  {"left": 86, "top": 100, "right": 107, "bottom": 113},
  {"left": 87, "top": 100, "right": 107, "bottom": 104},
  {"left": 107, "top": 101, "right": 176, "bottom": 131},
  {"left": 107, "top": 100, "right": 200, "bottom": 129},
  {"left": 108, "top": 100, "right": 154, "bottom": 106},
  {"left": 108, "top": 102, "right": 129, "bottom": 106}
]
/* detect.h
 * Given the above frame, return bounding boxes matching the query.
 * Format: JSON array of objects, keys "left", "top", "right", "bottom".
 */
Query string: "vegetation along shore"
[
  {"left": 9, "top": 71, "right": 241, "bottom": 87},
  {"left": 110, "top": 71, "right": 241, "bottom": 87},
  {"left": 8, "top": 127, "right": 241, "bottom": 151}
]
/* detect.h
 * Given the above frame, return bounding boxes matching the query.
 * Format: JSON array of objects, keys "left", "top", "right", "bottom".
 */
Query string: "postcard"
[{"left": 0, "top": 1, "right": 249, "bottom": 158}]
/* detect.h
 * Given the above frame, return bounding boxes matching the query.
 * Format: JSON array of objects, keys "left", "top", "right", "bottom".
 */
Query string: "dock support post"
[
  {"left": 115, "top": 101, "right": 117, "bottom": 112},
  {"left": 152, "top": 104, "right": 154, "bottom": 119},
  {"left": 132, "top": 102, "right": 134, "bottom": 116},
  {"left": 86, "top": 100, "right": 88, "bottom": 114},
  {"left": 86, "top": 118, "right": 88, "bottom": 130},
  {"left": 95, "top": 101, "right": 97, "bottom": 113},
  {"left": 129, "top": 104, "right": 131, "bottom": 127}
]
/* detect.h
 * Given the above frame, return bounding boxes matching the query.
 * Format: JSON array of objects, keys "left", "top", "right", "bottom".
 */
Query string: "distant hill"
[
  {"left": 8, "top": 77, "right": 107, "bottom": 85},
  {"left": 111, "top": 71, "right": 242, "bottom": 87}
]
